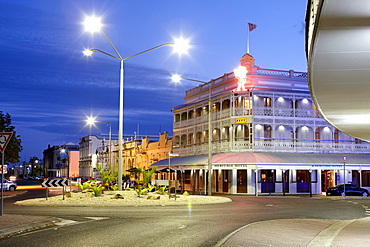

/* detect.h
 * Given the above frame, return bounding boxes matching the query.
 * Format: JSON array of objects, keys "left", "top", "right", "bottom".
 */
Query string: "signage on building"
[
  {"left": 213, "top": 164, "right": 256, "bottom": 169},
  {"left": 235, "top": 118, "right": 247, "bottom": 124}
]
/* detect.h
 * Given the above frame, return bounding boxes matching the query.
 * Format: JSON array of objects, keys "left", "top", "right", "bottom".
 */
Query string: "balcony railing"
[
  {"left": 253, "top": 107, "right": 320, "bottom": 118},
  {"left": 174, "top": 139, "right": 370, "bottom": 156}
]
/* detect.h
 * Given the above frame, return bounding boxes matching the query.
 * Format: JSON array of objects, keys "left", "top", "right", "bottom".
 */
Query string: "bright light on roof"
[{"left": 234, "top": 66, "right": 247, "bottom": 80}]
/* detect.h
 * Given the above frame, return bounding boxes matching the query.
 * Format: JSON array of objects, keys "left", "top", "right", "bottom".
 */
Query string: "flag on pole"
[{"left": 248, "top": 22, "right": 257, "bottom": 32}]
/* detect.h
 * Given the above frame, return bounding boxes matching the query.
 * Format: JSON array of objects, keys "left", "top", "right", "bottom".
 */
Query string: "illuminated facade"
[
  {"left": 152, "top": 54, "right": 370, "bottom": 195},
  {"left": 79, "top": 135, "right": 105, "bottom": 178},
  {"left": 43, "top": 143, "right": 79, "bottom": 178}
]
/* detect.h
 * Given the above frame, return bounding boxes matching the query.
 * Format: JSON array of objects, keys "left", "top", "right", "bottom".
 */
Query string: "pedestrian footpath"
[
  {"left": 0, "top": 191, "right": 59, "bottom": 238},
  {"left": 215, "top": 217, "right": 370, "bottom": 247}
]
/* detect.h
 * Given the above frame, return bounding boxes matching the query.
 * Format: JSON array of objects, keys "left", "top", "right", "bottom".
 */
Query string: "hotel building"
[{"left": 151, "top": 54, "right": 370, "bottom": 195}]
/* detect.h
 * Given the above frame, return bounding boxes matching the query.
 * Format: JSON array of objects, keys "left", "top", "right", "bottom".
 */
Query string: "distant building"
[
  {"left": 79, "top": 133, "right": 172, "bottom": 180},
  {"left": 43, "top": 143, "right": 79, "bottom": 178},
  {"left": 151, "top": 54, "right": 370, "bottom": 195},
  {"left": 114, "top": 132, "right": 172, "bottom": 178}
]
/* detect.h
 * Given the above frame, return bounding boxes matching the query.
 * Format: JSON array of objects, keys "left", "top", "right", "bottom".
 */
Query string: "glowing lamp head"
[
  {"left": 171, "top": 74, "right": 182, "bottom": 83},
  {"left": 83, "top": 49, "right": 93, "bottom": 56},
  {"left": 86, "top": 116, "right": 96, "bottom": 126},
  {"left": 83, "top": 16, "right": 102, "bottom": 33},
  {"left": 173, "top": 38, "right": 190, "bottom": 55}
]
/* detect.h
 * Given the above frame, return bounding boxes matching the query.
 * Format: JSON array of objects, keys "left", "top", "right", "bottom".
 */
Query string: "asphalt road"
[{"left": 1, "top": 181, "right": 370, "bottom": 247}]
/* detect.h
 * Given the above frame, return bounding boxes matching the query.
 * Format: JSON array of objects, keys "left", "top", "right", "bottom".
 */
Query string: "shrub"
[
  {"left": 91, "top": 185, "right": 105, "bottom": 197},
  {"left": 78, "top": 182, "right": 91, "bottom": 191},
  {"left": 135, "top": 185, "right": 147, "bottom": 197},
  {"left": 156, "top": 186, "right": 167, "bottom": 195}
]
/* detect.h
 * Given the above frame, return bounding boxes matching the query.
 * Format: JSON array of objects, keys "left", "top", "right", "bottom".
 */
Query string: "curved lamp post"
[
  {"left": 83, "top": 16, "right": 189, "bottom": 190},
  {"left": 171, "top": 74, "right": 213, "bottom": 196}
]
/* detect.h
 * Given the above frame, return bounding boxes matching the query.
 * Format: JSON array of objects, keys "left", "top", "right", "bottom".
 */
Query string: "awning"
[
  {"left": 150, "top": 152, "right": 370, "bottom": 168},
  {"left": 150, "top": 155, "right": 208, "bottom": 168}
]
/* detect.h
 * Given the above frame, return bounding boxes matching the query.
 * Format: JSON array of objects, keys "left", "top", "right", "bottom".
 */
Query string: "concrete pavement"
[
  {"left": 215, "top": 217, "right": 370, "bottom": 247},
  {"left": 2, "top": 191, "right": 370, "bottom": 246},
  {"left": 0, "top": 191, "right": 60, "bottom": 238}
]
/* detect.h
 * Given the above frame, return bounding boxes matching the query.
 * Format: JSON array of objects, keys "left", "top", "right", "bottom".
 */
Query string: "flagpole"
[{"left": 246, "top": 21, "right": 250, "bottom": 54}]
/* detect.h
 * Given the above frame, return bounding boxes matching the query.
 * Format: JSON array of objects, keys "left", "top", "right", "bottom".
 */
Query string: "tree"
[
  {"left": 137, "top": 166, "right": 158, "bottom": 188},
  {"left": 0, "top": 111, "right": 23, "bottom": 164}
]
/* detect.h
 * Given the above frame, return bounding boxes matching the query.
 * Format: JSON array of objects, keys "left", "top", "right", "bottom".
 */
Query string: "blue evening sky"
[{"left": 1, "top": 0, "right": 307, "bottom": 161}]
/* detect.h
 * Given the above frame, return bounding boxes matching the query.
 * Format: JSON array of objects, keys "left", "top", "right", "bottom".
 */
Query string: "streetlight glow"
[
  {"left": 171, "top": 74, "right": 182, "bottom": 83},
  {"left": 173, "top": 38, "right": 190, "bottom": 55},
  {"left": 86, "top": 116, "right": 96, "bottom": 126},
  {"left": 83, "top": 16, "right": 102, "bottom": 33},
  {"left": 83, "top": 49, "right": 93, "bottom": 56}
]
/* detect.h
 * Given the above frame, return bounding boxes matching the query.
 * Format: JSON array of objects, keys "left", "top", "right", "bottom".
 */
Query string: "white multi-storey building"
[
  {"left": 152, "top": 54, "right": 370, "bottom": 195},
  {"left": 79, "top": 135, "right": 116, "bottom": 178}
]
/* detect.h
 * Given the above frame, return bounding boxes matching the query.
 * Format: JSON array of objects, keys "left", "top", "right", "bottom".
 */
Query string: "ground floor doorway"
[
  {"left": 321, "top": 170, "right": 335, "bottom": 192},
  {"left": 237, "top": 170, "right": 247, "bottom": 193}
]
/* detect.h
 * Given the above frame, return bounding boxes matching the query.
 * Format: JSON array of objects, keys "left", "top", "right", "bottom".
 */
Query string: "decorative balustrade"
[
  {"left": 257, "top": 68, "right": 307, "bottom": 79},
  {"left": 253, "top": 107, "right": 319, "bottom": 118},
  {"left": 175, "top": 139, "right": 370, "bottom": 157}
]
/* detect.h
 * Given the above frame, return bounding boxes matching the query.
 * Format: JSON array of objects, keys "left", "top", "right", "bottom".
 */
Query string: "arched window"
[
  {"left": 181, "top": 135, "right": 187, "bottom": 147},
  {"left": 188, "top": 134, "right": 194, "bottom": 145},
  {"left": 244, "top": 126, "right": 249, "bottom": 141},
  {"left": 213, "top": 102, "right": 220, "bottom": 112},
  {"left": 204, "top": 130, "right": 209, "bottom": 142},
  {"left": 222, "top": 126, "right": 230, "bottom": 141},
  {"left": 213, "top": 128, "right": 221, "bottom": 141},
  {"left": 196, "top": 108, "right": 202, "bottom": 117},
  {"left": 264, "top": 125, "right": 272, "bottom": 140},
  {"left": 174, "top": 136, "right": 180, "bottom": 147},
  {"left": 174, "top": 114, "right": 180, "bottom": 122},
  {"left": 188, "top": 110, "right": 194, "bottom": 119},
  {"left": 181, "top": 112, "right": 187, "bottom": 121},
  {"left": 222, "top": 99, "right": 230, "bottom": 109},
  {"left": 195, "top": 132, "right": 202, "bottom": 144},
  {"left": 264, "top": 97, "right": 272, "bottom": 107}
]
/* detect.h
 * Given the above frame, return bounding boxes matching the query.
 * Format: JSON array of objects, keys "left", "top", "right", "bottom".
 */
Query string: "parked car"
[
  {"left": 326, "top": 184, "right": 369, "bottom": 197},
  {"left": 0, "top": 178, "right": 17, "bottom": 191}
]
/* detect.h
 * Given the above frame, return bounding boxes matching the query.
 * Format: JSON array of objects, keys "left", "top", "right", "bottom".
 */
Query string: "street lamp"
[
  {"left": 86, "top": 117, "right": 112, "bottom": 167},
  {"left": 83, "top": 16, "right": 189, "bottom": 190},
  {"left": 171, "top": 74, "right": 213, "bottom": 196}
]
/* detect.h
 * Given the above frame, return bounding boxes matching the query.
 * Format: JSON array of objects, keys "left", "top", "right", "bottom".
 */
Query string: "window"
[
  {"left": 334, "top": 129, "right": 339, "bottom": 143},
  {"left": 174, "top": 114, "right": 180, "bottom": 122},
  {"left": 188, "top": 110, "right": 194, "bottom": 119},
  {"left": 181, "top": 112, "right": 187, "bottom": 121},
  {"left": 264, "top": 97, "right": 272, "bottom": 107},
  {"left": 315, "top": 127, "right": 320, "bottom": 142},
  {"left": 188, "top": 134, "right": 194, "bottom": 145},
  {"left": 196, "top": 108, "right": 202, "bottom": 117},
  {"left": 222, "top": 99, "right": 230, "bottom": 109},
  {"left": 362, "top": 171, "right": 370, "bottom": 187},
  {"left": 195, "top": 132, "right": 202, "bottom": 144},
  {"left": 264, "top": 125, "right": 272, "bottom": 140}
]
